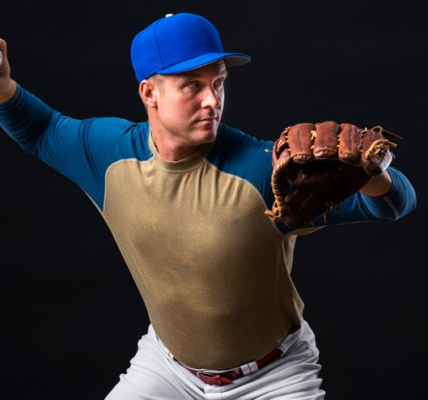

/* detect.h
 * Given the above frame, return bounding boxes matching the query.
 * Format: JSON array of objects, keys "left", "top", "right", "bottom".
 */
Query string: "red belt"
[{"left": 179, "top": 348, "right": 283, "bottom": 386}]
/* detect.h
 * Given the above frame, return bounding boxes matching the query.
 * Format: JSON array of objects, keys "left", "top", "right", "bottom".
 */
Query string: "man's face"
[{"left": 151, "top": 61, "right": 227, "bottom": 148}]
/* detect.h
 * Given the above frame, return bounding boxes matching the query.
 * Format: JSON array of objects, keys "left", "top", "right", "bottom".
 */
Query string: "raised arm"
[{"left": 0, "top": 38, "right": 151, "bottom": 212}]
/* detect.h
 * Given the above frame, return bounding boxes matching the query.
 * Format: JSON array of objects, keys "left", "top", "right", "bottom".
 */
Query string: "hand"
[{"left": 0, "top": 38, "right": 17, "bottom": 103}]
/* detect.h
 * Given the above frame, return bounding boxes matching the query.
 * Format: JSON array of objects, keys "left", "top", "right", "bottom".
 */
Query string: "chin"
[
  {"left": 193, "top": 126, "right": 218, "bottom": 145},
  {"left": 199, "top": 130, "right": 218, "bottom": 144}
]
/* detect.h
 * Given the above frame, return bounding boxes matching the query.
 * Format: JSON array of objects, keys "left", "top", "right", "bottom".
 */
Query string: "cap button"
[{"left": 165, "top": 13, "right": 173, "bottom": 17}]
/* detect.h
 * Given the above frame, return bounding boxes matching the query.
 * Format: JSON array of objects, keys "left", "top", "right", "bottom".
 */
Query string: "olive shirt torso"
[{"left": 104, "top": 133, "right": 308, "bottom": 369}]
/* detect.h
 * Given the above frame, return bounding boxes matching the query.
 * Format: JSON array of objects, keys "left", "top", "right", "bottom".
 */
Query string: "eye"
[
  {"left": 187, "top": 81, "right": 201, "bottom": 89},
  {"left": 214, "top": 79, "right": 225, "bottom": 88}
]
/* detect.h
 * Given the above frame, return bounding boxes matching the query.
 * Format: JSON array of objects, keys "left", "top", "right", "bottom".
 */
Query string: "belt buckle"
[{"left": 196, "top": 371, "right": 234, "bottom": 386}]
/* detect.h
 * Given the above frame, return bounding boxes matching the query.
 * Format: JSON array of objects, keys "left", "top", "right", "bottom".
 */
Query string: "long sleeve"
[
  {"left": 315, "top": 166, "right": 417, "bottom": 226},
  {"left": 0, "top": 84, "right": 151, "bottom": 210},
  {"left": 0, "top": 84, "right": 55, "bottom": 154}
]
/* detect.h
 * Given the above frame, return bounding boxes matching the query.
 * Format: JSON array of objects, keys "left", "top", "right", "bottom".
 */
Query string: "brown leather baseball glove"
[{"left": 265, "top": 121, "right": 401, "bottom": 229}]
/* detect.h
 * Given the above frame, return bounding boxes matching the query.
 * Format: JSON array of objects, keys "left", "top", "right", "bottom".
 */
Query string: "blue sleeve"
[
  {"left": 0, "top": 85, "right": 150, "bottom": 210},
  {"left": 313, "top": 166, "right": 417, "bottom": 226},
  {"left": 207, "top": 124, "right": 275, "bottom": 208}
]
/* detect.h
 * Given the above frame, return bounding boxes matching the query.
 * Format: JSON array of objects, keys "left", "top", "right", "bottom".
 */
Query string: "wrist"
[
  {"left": 359, "top": 170, "right": 392, "bottom": 197},
  {"left": 0, "top": 79, "right": 17, "bottom": 104}
]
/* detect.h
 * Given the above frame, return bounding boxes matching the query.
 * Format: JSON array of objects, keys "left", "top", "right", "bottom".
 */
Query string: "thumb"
[{"left": 0, "top": 38, "right": 8, "bottom": 66}]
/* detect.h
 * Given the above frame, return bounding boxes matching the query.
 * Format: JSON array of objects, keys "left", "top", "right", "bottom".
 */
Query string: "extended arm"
[
  {"left": 321, "top": 166, "right": 416, "bottom": 225},
  {"left": 265, "top": 121, "right": 416, "bottom": 230}
]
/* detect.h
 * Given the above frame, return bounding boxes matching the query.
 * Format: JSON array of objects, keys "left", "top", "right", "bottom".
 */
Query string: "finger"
[
  {"left": 287, "top": 123, "right": 315, "bottom": 163},
  {"left": 338, "top": 123, "right": 362, "bottom": 164},
  {"left": 313, "top": 121, "right": 339, "bottom": 159}
]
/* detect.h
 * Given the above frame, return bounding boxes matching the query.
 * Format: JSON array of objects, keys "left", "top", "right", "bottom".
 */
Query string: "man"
[{"left": 0, "top": 12, "right": 416, "bottom": 400}]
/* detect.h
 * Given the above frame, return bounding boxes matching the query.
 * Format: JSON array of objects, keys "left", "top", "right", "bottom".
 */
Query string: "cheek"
[
  {"left": 158, "top": 101, "right": 195, "bottom": 129},
  {"left": 162, "top": 96, "right": 195, "bottom": 116}
]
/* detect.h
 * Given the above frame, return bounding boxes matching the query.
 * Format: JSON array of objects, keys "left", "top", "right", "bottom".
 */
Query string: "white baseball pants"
[{"left": 105, "top": 320, "right": 325, "bottom": 399}]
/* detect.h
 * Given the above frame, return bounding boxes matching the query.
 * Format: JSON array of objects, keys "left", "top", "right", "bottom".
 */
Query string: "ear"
[{"left": 139, "top": 79, "right": 158, "bottom": 108}]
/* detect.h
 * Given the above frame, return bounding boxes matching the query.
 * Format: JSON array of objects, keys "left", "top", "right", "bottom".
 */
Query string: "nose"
[{"left": 201, "top": 86, "right": 221, "bottom": 109}]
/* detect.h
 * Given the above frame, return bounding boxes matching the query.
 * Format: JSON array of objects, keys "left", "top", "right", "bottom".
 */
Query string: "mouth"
[
  {"left": 197, "top": 120, "right": 217, "bottom": 127},
  {"left": 198, "top": 116, "right": 218, "bottom": 123}
]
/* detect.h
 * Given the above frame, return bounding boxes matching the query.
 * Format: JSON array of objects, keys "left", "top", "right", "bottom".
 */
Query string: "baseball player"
[{"left": 0, "top": 13, "right": 416, "bottom": 400}]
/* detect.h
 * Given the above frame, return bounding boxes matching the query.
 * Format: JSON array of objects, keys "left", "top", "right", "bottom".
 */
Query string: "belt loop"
[{"left": 240, "top": 361, "right": 258, "bottom": 375}]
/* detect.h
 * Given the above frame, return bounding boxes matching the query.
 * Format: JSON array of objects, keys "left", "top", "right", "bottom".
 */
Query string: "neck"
[{"left": 151, "top": 132, "right": 199, "bottom": 161}]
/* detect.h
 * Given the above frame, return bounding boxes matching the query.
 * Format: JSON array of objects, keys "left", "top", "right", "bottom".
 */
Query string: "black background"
[{"left": 1, "top": 1, "right": 427, "bottom": 399}]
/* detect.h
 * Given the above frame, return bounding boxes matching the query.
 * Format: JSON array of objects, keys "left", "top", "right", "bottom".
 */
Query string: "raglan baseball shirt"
[{"left": 0, "top": 85, "right": 416, "bottom": 370}]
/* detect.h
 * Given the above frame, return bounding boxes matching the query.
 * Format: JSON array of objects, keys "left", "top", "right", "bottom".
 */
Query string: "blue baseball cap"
[{"left": 131, "top": 13, "right": 251, "bottom": 82}]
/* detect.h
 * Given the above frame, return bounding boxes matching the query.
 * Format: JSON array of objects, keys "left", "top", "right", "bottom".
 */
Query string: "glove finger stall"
[
  {"left": 313, "top": 121, "right": 339, "bottom": 159},
  {"left": 287, "top": 123, "right": 315, "bottom": 163},
  {"left": 338, "top": 123, "right": 362, "bottom": 164}
]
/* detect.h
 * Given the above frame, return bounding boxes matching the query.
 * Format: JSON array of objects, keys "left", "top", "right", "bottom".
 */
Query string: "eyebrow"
[{"left": 180, "top": 69, "right": 228, "bottom": 81}]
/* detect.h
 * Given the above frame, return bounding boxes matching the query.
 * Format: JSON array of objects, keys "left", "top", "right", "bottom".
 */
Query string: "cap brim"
[{"left": 157, "top": 53, "right": 251, "bottom": 75}]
